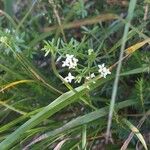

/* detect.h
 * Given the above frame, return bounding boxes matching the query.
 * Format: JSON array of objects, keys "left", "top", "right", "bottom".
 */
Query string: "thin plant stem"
[
  {"left": 82, "top": 125, "right": 87, "bottom": 150},
  {"left": 16, "top": 0, "right": 38, "bottom": 31},
  {"left": 0, "top": 10, "right": 17, "bottom": 28},
  {"left": 49, "top": 0, "right": 67, "bottom": 42},
  {"left": 105, "top": 0, "right": 137, "bottom": 142}
]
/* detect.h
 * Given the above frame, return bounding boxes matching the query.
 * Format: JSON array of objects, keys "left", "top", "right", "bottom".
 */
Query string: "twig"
[
  {"left": 48, "top": 0, "right": 67, "bottom": 42},
  {"left": 43, "top": 14, "right": 118, "bottom": 32},
  {"left": 144, "top": 4, "right": 149, "bottom": 21}
]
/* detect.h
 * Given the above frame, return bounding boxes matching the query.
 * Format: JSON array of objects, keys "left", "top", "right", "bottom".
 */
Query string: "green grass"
[{"left": 0, "top": 0, "right": 150, "bottom": 149}]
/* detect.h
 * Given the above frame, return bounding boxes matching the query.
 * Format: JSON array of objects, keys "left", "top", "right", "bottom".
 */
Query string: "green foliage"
[
  {"left": 73, "top": 0, "right": 88, "bottom": 18},
  {"left": 0, "top": 29, "right": 26, "bottom": 55},
  {"left": 0, "top": 0, "right": 150, "bottom": 149}
]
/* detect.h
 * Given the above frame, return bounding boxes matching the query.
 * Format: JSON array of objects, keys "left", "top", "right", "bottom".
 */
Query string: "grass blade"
[
  {"left": 0, "top": 85, "right": 87, "bottom": 149},
  {"left": 0, "top": 80, "right": 34, "bottom": 93},
  {"left": 24, "top": 99, "right": 137, "bottom": 148},
  {"left": 122, "top": 118, "right": 148, "bottom": 150},
  {"left": 82, "top": 125, "right": 87, "bottom": 150},
  {"left": 0, "top": 100, "right": 26, "bottom": 115},
  {"left": 106, "top": 0, "right": 137, "bottom": 141}
]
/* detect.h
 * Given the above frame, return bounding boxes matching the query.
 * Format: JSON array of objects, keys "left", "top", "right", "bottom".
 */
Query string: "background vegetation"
[{"left": 0, "top": 0, "right": 150, "bottom": 149}]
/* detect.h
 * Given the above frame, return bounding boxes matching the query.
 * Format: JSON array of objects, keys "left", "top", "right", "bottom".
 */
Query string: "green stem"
[
  {"left": 82, "top": 125, "right": 87, "bottom": 150},
  {"left": 106, "top": 0, "right": 137, "bottom": 142}
]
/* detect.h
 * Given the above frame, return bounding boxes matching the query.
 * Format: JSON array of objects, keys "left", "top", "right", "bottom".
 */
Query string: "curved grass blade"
[
  {"left": 122, "top": 118, "right": 148, "bottom": 150},
  {"left": 0, "top": 85, "right": 87, "bottom": 149},
  {"left": 0, "top": 108, "right": 43, "bottom": 133},
  {"left": 121, "top": 109, "right": 150, "bottom": 150},
  {"left": 0, "top": 80, "right": 34, "bottom": 93},
  {"left": 0, "top": 10, "right": 17, "bottom": 28},
  {"left": 24, "top": 99, "right": 137, "bottom": 148},
  {"left": 0, "top": 100, "right": 26, "bottom": 115},
  {"left": 106, "top": 0, "right": 137, "bottom": 141},
  {"left": 120, "top": 66, "right": 149, "bottom": 76}
]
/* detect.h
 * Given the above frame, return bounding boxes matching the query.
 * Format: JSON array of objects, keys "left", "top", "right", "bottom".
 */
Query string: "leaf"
[
  {"left": 0, "top": 80, "right": 34, "bottom": 93},
  {"left": 0, "top": 85, "right": 87, "bottom": 149},
  {"left": 122, "top": 118, "right": 148, "bottom": 150},
  {"left": 125, "top": 38, "right": 150, "bottom": 55},
  {"left": 53, "top": 139, "right": 69, "bottom": 150},
  {"left": 120, "top": 66, "right": 149, "bottom": 76},
  {"left": 24, "top": 100, "right": 137, "bottom": 148},
  {"left": 0, "top": 100, "right": 26, "bottom": 115},
  {"left": 0, "top": 108, "right": 43, "bottom": 133},
  {"left": 3, "top": 0, "right": 14, "bottom": 17}
]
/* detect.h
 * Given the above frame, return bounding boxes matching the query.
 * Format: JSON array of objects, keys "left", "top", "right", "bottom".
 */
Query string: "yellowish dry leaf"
[
  {"left": 125, "top": 38, "right": 150, "bottom": 55},
  {"left": 0, "top": 80, "right": 34, "bottom": 93}
]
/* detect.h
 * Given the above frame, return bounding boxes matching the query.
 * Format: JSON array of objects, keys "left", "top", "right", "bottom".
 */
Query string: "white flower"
[
  {"left": 62, "top": 54, "right": 78, "bottom": 69},
  {"left": 88, "top": 49, "right": 94, "bottom": 55},
  {"left": 0, "top": 36, "right": 7, "bottom": 43},
  {"left": 62, "top": 60, "right": 69, "bottom": 67},
  {"left": 5, "top": 28, "right": 10, "bottom": 33},
  {"left": 98, "top": 63, "right": 105, "bottom": 73},
  {"left": 100, "top": 69, "right": 111, "bottom": 78},
  {"left": 86, "top": 76, "right": 90, "bottom": 80},
  {"left": 86, "top": 73, "right": 95, "bottom": 80},
  {"left": 64, "top": 72, "right": 75, "bottom": 83},
  {"left": 90, "top": 73, "right": 95, "bottom": 78},
  {"left": 98, "top": 63, "right": 111, "bottom": 78},
  {"left": 66, "top": 54, "right": 74, "bottom": 59}
]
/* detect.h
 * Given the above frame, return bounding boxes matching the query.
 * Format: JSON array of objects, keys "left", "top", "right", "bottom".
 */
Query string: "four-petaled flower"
[
  {"left": 64, "top": 72, "right": 75, "bottom": 83},
  {"left": 98, "top": 63, "right": 111, "bottom": 78},
  {"left": 62, "top": 54, "right": 78, "bottom": 69}
]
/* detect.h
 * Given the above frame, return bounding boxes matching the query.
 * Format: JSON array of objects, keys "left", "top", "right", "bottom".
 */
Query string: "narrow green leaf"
[
  {"left": 0, "top": 108, "right": 43, "bottom": 133},
  {"left": 3, "top": 0, "right": 14, "bottom": 17},
  {"left": 24, "top": 99, "right": 137, "bottom": 149},
  {"left": 0, "top": 85, "right": 87, "bottom": 149},
  {"left": 121, "top": 66, "right": 149, "bottom": 76},
  {"left": 106, "top": 0, "right": 137, "bottom": 141},
  {"left": 82, "top": 125, "right": 87, "bottom": 150},
  {"left": 122, "top": 118, "right": 148, "bottom": 150}
]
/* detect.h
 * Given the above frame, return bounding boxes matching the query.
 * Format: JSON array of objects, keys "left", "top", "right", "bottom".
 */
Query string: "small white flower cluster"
[
  {"left": 88, "top": 49, "right": 94, "bottom": 55},
  {"left": 0, "top": 36, "right": 7, "bottom": 43},
  {"left": 61, "top": 54, "right": 111, "bottom": 83},
  {"left": 86, "top": 73, "right": 96, "bottom": 83},
  {"left": 62, "top": 54, "right": 78, "bottom": 69},
  {"left": 86, "top": 73, "right": 95, "bottom": 80},
  {"left": 98, "top": 63, "right": 111, "bottom": 78},
  {"left": 62, "top": 54, "right": 78, "bottom": 83}
]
